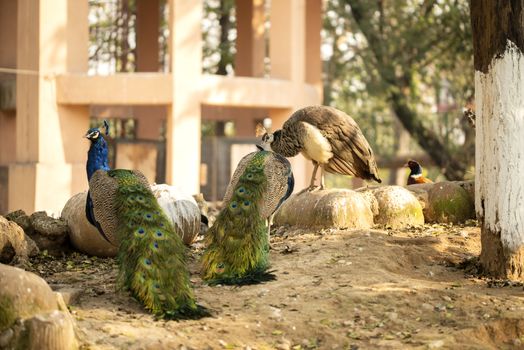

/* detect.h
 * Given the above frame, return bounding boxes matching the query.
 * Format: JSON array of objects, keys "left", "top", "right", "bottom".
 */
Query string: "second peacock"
[
  {"left": 201, "top": 150, "right": 294, "bottom": 285},
  {"left": 84, "top": 123, "right": 203, "bottom": 319}
]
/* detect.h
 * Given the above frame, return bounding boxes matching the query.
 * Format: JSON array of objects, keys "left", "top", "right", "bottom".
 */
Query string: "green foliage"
[
  {"left": 110, "top": 169, "right": 200, "bottom": 318},
  {"left": 88, "top": 0, "right": 137, "bottom": 74},
  {"left": 202, "top": 0, "right": 236, "bottom": 74},
  {"left": 201, "top": 151, "right": 272, "bottom": 285},
  {"left": 324, "top": 0, "right": 474, "bottom": 178}
]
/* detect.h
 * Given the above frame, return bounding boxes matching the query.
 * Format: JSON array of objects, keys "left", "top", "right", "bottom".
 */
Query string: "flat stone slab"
[{"left": 274, "top": 189, "right": 374, "bottom": 229}]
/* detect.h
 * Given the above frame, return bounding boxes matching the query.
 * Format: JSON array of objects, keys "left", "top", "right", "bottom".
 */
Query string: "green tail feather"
[
  {"left": 109, "top": 169, "right": 202, "bottom": 318},
  {"left": 201, "top": 152, "right": 272, "bottom": 285}
]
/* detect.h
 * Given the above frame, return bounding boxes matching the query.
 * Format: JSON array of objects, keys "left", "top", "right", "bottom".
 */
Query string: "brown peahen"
[
  {"left": 201, "top": 149, "right": 294, "bottom": 285},
  {"left": 84, "top": 123, "right": 204, "bottom": 319},
  {"left": 257, "top": 105, "right": 381, "bottom": 191}
]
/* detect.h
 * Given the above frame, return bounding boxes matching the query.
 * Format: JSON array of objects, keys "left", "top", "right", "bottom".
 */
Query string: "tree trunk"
[
  {"left": 216, "top": 0, "right": 232, "bottom": 75},
  {"left": 471, "top": 0, "right": 524, "bottom": 280}
]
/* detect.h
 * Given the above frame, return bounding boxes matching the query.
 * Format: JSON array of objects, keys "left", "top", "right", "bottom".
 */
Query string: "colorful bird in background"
[
  {"left": 405, "top": 160, "right": 433, "bottom": 185},
  {"left": 201, "top": 150, "right": 294, "bottom": 285},
  {"left": 84, "top": 122, "right": 204, "bottom": 319},
  {"left": 257, "top": 105, "right": 381, "bottom": 192}
]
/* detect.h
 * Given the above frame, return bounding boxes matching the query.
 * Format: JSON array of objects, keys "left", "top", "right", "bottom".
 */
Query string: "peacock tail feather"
[
  {"left": 201, "top": 151, "right": 275, "bottom": 285},
  {"left": 108, "top": 169, "right": 200, "bottom": 318}
]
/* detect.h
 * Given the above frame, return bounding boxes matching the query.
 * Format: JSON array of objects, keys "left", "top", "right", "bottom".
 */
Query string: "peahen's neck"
[
  {"left": 270, "top": 130, "right": 301, "bottom": 157},
  {"left": 86, "top": 137, "right": 110, "bottom": 180}
]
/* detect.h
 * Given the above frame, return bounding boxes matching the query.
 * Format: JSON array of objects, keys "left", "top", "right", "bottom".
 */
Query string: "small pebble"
[{"left": 428, "top": 340, "right": 444, "bottom": 348}]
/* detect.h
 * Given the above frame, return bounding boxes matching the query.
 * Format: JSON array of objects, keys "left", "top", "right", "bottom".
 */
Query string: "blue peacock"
[
  {"left": 201, "top": 149, "right": 294, "bottom": 285},
  {"left": 84, "top": 122, "right": 203, "bottom": 318}
]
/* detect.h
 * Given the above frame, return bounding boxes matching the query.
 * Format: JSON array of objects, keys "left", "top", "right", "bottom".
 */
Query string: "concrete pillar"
[
  {"left": 136, "top": 0, "right": 160, "bottom": 73},
  {"left": 268, "top": 0, "right": 317, "bottom": 191},
  {"left": 0, "top": 0, "right": 17, "bottom": 166},
  {"left": 166, "top": 0, "right": 202, "bottom": 194},
  {"left": 134, "top": 0, "right": 165, "bottom": 141},
  {"left": 235, "top": 0, "right": 266, "bottom": 77},
  {"left": 305, "top": 0, "right": 323, "bottom": 97},
  {"left": 269, "top": 0, "right": 305, "bottom": 82},
  {"left": 9, "top": 0, "right": 89, "bottom": 214}
]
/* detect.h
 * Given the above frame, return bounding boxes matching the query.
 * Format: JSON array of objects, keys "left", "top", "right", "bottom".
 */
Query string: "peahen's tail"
[
  {"left": 110, "top": 169, "right": 202, "bottom": 318},
  {"left": 201, "top": 152, "right": 272, "bottom": 285}
]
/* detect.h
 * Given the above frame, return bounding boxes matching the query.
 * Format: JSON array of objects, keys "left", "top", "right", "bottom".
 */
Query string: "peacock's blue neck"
[{"left": 86, "top": 137, "right": 110, "bottom": 180}]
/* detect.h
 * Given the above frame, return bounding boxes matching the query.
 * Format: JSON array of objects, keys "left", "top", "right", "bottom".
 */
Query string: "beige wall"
[
  {"left": 202, "top": 105, "right": 268, "bottom": 137},
  {"left": 0, "top": 0, "right": 18, "bottom": 166}
]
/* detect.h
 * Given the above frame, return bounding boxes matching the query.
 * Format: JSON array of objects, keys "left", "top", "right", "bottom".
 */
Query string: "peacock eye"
[
  {"left": 144, "top": 258, "right": 152, "bottom": 265},
  {"left": 145, "top": 213, "right": 153, "bottom": 219},
  {"left": 156, "top": 231, "right": 163, "bottom": 237},
  {"left": 217, "top": 263, "right": 225, "bottom": 269},
  {"left": 137, "top": 228, "right": 145, "bottom": 235},
  {"left": 243, "top": 200, "right": 250, "bottom": 206},
  {"left": 230, "top": 201, "right": 238, "bottom": 209}
]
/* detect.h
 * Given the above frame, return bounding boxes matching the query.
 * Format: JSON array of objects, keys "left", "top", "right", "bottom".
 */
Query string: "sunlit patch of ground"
[{"left": 28, "top": 223, "right": 524, "bottom": 349}]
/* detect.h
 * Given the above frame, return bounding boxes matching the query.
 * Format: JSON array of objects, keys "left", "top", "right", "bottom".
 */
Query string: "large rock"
[
  {"left": 22, "top": 310, "right": 77, "bottom": 350},
  {"left": 274, "top": 189, "right": 374, "bottom": 229},
  {"left": 405, "top": 183, "right": 435, "bottom": 210},
  {"left": 359, "top": 186, "right": 424, "bottom": 228},
  {"left": 29, "top": 212, "right": 70, "bottom": 255},
  {"left": 425, "top": 181, "right": 476, "bottom": 223},
  {"left": 152, "top": 184, "right": 201, "bottom": 245},
  {"left": 0, "top": 264, "right": 60, "bottom": 330},
  {"left": 61, "top": 192, "right": 117, "bottom": 258},
  {"left": 456, "top": 180, "right": 475, "bottom": 203},
  {"left": 0, "top": 264, "right": 78, "bottom": 349},
  {"left": 6, "top": 210, "right": 70, "bottom": 256},
  {"left": 0, "top": 216, "right": 39, "bottom": 264}
]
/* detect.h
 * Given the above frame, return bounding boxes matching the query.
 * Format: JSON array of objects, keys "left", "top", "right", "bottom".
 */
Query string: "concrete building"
[{"left": 0, "top": 0, "right": 322, "bottom": 215}]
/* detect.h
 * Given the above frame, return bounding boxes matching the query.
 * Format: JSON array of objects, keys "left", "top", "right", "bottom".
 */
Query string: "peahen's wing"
[
  {"left": 294, "top": 106, "right": 380, "bottom": 181},
  {"left": 89, "top": 169, "right": 150, "bottom": 245},
  {"left": 260, "top": 152, "right": 294, "bottom": 218},
  {"left": 222, "top": 152, "right": 257, "bottom": 204}
]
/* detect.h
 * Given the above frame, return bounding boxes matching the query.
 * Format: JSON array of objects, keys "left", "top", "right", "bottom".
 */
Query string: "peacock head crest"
[
  {"left": 256, "top": 123, "right": 274, "bottom": 151},
  {"left": 84, "top": 120, "right": 110, "bottom": 143}
]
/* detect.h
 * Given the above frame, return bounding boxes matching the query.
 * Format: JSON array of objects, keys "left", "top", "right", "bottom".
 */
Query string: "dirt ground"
[{"left": 29, "top": 223, "right": 524, "bottom": 350}]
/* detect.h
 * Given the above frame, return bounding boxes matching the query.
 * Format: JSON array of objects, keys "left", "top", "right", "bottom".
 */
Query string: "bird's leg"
[
  {"left": 319, "top": 167, "right": 326, "bottom": 190},
  {"left": 309, "top": 162, "right": 319, "bottom": 188},
  {"left": 267, "top": 214, "right": 275, "bottom": 249},
  {"left": 297, "top": 162, "right": 320, "bottom": 195}
]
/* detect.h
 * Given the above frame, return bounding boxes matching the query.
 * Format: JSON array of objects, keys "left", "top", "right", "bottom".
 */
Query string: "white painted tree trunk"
[{"left": 476, "top": 40, "right": 524, "bottom": 276}]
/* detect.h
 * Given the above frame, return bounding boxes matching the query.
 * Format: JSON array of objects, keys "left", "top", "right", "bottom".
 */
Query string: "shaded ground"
[{"left": 29, "top": 224, "right": 524, "bottom": 350}]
